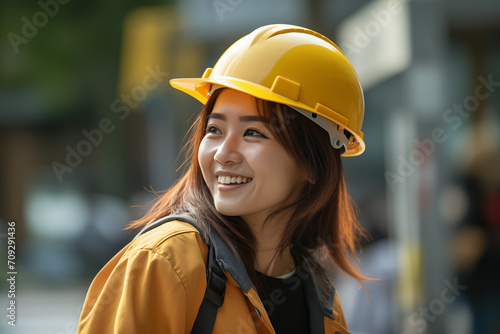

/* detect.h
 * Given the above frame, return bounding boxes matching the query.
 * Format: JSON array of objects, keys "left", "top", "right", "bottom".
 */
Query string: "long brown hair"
[{"left": 129, "top": 88, "right": 368, "bottom": 290}]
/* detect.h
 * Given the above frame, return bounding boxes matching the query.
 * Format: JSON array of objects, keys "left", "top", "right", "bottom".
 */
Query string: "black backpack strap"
[
  {"left": 190, "top": 238, "right": 226, "bottom": 333},
  {"left": 134, "top": 215, "right": 226, "bottom": 334}
]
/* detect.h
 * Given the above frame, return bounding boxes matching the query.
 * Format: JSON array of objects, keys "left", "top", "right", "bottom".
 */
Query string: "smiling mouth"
[{"left": 217, "top": 175, "right": 252, "bottom": 184}]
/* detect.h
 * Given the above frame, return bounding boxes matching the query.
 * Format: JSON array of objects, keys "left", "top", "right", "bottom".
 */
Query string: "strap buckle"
[{"left": 205, "top": 265, "right": 226, "bottom": 307}]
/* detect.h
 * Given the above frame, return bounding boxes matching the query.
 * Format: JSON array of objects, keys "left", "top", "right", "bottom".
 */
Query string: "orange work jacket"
[{"left": 77, "top": 220, "right": 352, "bottom": 333}]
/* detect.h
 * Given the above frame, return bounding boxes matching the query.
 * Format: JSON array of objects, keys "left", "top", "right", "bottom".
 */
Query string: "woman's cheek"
[
  {"left": 198, "top": 140, "right": 217, "bottom": 192},
  {"left": 198, "top": 141, "right": 210, "bottom": 179}
]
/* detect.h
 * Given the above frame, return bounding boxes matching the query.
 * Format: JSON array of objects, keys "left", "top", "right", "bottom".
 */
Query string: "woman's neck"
[
  {"left": 244, "top": 213, "right": 295, "bottom": 277},
  {"left": 255, "top": 246, "right": 295, "bottom": 277}
]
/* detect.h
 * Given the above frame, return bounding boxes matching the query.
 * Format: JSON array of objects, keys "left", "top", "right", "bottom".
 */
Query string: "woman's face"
[{"left": 198, "top": 89, "right": 306, "bottom": 224}]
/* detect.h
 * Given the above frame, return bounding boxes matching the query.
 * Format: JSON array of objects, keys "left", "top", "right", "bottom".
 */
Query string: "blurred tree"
[{"left": 0, "top": 0, "right": 173, "bottom": 119}]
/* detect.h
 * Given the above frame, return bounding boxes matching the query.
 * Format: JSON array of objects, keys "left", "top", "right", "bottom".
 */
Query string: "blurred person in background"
[
  {"left": 77, "top": 24, "right": 371, "bottom": 333},
  {"left": 452, "top": 119, "right": 500, "bottom": 334}
]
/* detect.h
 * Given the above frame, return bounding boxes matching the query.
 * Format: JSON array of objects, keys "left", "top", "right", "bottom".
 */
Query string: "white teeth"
[{"left": 217, "top": 175, "right": 251, "bottom": 184}]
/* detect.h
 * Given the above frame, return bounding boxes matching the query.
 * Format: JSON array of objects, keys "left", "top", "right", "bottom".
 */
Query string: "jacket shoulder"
[
  {"left": 128, "top": 220, "right": 206, "bottom": 256},
  {"left": 78, "top": 220, "right": 208, "bottom": 333},
  {"left": 119, "top": 220, "right": 209, "bottom": 278}
]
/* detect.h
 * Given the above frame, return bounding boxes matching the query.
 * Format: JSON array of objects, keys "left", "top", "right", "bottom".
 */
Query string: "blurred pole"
[
  {"left": 411, "top": 1, "right": 449, "bottom": 334},
  {"left": 386, "top": 107, "right": 423, "bottom": 334},
  {"left": 389, "top": 1, "right": 450, "bottom": 333}
]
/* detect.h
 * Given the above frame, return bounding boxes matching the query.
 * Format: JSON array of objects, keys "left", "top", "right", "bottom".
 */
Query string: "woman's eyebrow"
[{"left": 208, "top": 113, "right": 225, "bottom": 121}]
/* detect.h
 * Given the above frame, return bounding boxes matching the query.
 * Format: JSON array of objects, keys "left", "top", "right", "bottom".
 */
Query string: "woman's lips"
[
  {"left": 216, "top": 175, "right": 252, "bottom": 191},
  {"left": 217, "top": 175, "right": 252, "bottom": 184}
]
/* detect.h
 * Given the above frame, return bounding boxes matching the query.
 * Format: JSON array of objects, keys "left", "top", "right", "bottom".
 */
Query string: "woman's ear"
[{"left": 301, "top": 165, "right": 316, "bottom": 185}]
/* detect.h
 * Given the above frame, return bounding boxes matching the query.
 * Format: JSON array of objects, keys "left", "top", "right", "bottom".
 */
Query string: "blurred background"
[{"left": 1, "top": 0, "right": 499, "bottom": 333}]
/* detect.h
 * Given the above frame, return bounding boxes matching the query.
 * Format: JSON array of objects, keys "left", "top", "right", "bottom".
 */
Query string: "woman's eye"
[
  {"left": 244, "top": 129, "right": 266, "bottom": 138},
  {"left": 206, "top": 125, "right": 221, "bottom": 135}
]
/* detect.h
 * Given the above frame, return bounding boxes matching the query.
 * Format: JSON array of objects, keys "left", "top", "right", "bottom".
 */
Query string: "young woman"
[{"left": 78, "top": 24, "right": 367, "bottom": 334}]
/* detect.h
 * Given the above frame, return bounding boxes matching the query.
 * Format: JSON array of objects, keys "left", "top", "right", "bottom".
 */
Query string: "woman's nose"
[{"left": 213, "top": 136, "right": 242, "bottom": 165}]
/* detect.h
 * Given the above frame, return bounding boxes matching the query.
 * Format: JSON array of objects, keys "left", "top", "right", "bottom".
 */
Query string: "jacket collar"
[
  {"left": 206, "top": 221, "right": 336, "bottom": 324},
  {"left": 208, "top": 223, "right": 254, "bottom": 292},
  {"left": 165, "top": 214, "right": 336, "bottom": 332}
]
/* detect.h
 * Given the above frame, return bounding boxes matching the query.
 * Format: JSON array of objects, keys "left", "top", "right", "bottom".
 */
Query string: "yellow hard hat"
[{"left": 170, "top": 24, "right": 365, "bottom": 156}]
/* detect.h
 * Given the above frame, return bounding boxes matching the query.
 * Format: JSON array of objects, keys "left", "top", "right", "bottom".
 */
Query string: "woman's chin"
[{"left": 214, "top": 205, "right": 243, "bottom": 217}]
